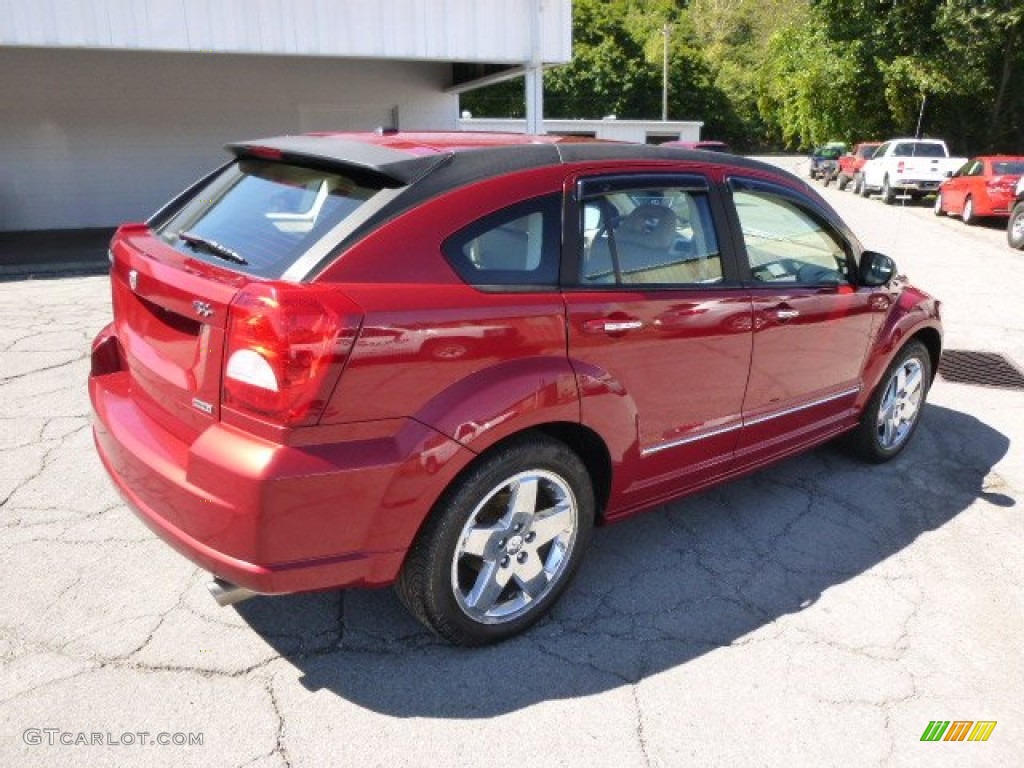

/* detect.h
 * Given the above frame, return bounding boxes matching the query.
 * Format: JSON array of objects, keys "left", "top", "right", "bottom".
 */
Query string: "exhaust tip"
[{"left": 207, "top": 577, "right": 258, "bottom": 607}]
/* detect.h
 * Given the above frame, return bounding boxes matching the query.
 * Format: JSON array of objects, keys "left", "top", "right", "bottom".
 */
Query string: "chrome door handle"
[
  {"left": 583, "top": 319, "right": 644, "bottom": 334},
  {"left": 774, "top": 308, "right": 800, "bottom": 321}
]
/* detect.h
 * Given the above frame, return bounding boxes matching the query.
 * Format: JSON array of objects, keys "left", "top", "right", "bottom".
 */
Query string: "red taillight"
[{"left": 223, "top": 283, "right": 362, "bottom": 426}]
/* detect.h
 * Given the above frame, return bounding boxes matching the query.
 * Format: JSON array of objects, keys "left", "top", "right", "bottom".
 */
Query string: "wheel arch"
[{"left": 911, "top": 326, "right": 942, "bottom": 384}]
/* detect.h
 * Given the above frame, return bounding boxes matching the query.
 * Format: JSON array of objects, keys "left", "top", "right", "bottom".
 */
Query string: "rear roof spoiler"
[{"left": 227, "top": 136, "right": 451, "bottom": 187}]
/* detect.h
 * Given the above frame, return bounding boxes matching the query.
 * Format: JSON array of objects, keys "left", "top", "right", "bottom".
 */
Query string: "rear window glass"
[
  {"left": 156, "top": 159, "right": 385, "bottom": 278},
  {"left": 892, "top": 142, "right": 947, "bottom": 158},
  {"left": 857, "top": 145, "right": 879, "bottom": 158},
  {"left": 993, "top": 161, "right": 1024, "bottom": 175}
]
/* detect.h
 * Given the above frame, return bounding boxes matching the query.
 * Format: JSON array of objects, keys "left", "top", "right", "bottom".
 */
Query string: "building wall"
[
  {"left": 0, "top": 0, "right": 572, "bottom": 64},
  {"left": 0, "top": 47, "right": 455, "bottom": 230}
]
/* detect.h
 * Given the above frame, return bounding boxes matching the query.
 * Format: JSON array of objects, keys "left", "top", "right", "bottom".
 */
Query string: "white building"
[
  {"left": 459, "top": 117, "right": 703, "bottom": 145},
  {"left": 0, "top": 0, "right": 571, "bottom": 231}
]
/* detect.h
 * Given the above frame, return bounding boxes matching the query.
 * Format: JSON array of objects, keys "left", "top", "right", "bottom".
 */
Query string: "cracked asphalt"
[{"left": 1, "top": 159, "right": 1022, "bottom": 767}]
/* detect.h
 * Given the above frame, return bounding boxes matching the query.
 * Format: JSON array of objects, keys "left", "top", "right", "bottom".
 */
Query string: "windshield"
[{"left": 156, "top": 159, "right": 386, "bottom": 278}]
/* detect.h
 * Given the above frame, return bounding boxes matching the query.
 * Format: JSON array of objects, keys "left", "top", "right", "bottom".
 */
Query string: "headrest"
[{"left": 616, "top": 205, "right": 677, "bottom": 250}]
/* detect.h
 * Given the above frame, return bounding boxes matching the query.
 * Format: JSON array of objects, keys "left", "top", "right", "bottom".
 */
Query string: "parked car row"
[{"left": 812, "top": 140, "right": 1024, "bottom": 250}]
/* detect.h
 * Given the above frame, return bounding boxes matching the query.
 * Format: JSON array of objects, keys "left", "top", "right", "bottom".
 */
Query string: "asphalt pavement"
[{"left": 0, "top": 158, "right": 1021, "bottom": 767}]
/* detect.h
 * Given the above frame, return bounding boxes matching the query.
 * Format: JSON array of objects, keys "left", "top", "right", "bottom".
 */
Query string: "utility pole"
[{"left": 662, "top": 23, "right": 670, "bottom": 121}]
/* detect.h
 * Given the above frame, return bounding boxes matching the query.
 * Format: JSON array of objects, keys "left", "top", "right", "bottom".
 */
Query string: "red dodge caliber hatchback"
[{"left": 90, "top": 133, "right": 942, "bottom": 645}]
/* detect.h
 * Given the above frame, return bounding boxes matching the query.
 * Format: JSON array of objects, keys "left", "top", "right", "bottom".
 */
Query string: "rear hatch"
[
  {"left": 892, "top": 142, "right": 957, "bottom": 182},
  {"left": 108, "top": 149, "right": 414, "bottom": 440}
]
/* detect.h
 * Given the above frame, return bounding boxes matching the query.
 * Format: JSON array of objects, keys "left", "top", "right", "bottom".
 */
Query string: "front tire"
[
  {"left": 856, "top": 174, "right": 868, "bottom": 197},
  {"left": 837, "top": 174, "right": 849, "bottom": 191},
  {"left": 934, "top": 192, "right": 945, "bottom": 216},
  {"left": 846, "top": 341, "right": 931, "bottom": 463},
  {"left": 962, "top": 196, "right": 976, "bottom": 225},
  {"left": 1008, "top": 202, "right": 1024, "bottom": 250},
  {"left": 395, "top": 434, "right": 594, "bottom": 645}
]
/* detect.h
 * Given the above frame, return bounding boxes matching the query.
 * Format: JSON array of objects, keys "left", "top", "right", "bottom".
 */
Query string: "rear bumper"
[
  {"left": 89, "top": 368, "right": 467, "bottom": 595},
  {"left": 892, "top": 179, "right": 942, "bottom": 192}
]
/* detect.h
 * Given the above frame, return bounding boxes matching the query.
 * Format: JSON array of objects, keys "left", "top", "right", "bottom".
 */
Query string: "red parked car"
[
  {"left": 934, "top": 155, "right": 1024, "bottom": 224},
  {"left": 834, "top": 142, "right": 881, "bottom": 192},
  {"left": 90, "top": 132, "right": 942, "bottom": 645}
]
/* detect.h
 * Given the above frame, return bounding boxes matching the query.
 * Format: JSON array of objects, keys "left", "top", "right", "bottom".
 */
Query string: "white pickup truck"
[{"left": 859, "top": 138, "right": 966, "bottom": 204}]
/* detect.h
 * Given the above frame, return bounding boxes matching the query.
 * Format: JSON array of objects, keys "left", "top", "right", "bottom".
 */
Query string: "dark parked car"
[
  {"left": 90, "top": 132, "right": 942, "bottom": 645},
  {"left": 809, "top": 143, "right": 846, "bottom": 181}
]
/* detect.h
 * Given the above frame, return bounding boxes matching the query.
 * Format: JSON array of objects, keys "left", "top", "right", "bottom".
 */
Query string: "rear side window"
[
  {"left": 442, "top": 195, "right": 561, "bottom": 290},
  {"left": 579, "top": 184, "right": 722, "bottom": 287},
  {"left": 156, "top": 160, "right": 387, "bottom": 278}
]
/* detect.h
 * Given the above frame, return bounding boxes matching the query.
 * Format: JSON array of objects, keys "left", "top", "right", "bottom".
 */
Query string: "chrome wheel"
[
  {"left": 876, "top": 357, "right": 924, "bottom": 450},
  {"left": 451, "top": 470, "right": 578, "bottom": 624},
  {"left": 933, "top": 192, "right": 944, "bottom": 216}
]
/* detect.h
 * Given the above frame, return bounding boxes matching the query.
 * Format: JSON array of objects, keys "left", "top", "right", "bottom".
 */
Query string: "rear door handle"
[
  {"left": 774, "top": 308, "right": 800, "bottom": 322},
  {"left": 583, "top": 318, "right": 644, "bottom": 334}
]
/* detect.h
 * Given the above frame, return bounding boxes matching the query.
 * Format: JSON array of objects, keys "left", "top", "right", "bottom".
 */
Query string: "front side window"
[
  {"left": 579, "top": 185, "right": 722, "bottom": 287},
  {"left": 730, "top": 183, "right": 852, "bottom": 286}
]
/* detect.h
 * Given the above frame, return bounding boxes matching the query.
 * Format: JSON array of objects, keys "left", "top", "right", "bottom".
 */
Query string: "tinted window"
[
  {"left": 857, "top": 145, "right": 879, "bottom": 159},
  {"left": 442, "top": 195, "right": 560, "bottom": 289},
  {"left": 579, "top": 185, "right": 722, "bottom": 287},
  {"left": 730, "top": 185, "right": 851, "bottom": 286},
  {"left": 156, "top": 160, "right": 386, "bottom": 278}
]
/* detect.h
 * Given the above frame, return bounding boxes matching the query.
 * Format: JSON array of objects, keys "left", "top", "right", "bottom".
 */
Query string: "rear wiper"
[{"left": 178, "top": 231, "right": 248, "bottom": 265}]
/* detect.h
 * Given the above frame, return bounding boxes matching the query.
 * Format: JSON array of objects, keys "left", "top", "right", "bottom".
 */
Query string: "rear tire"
[
  {"left": 395, "top": 434, "right": 594, "bottom": 646},
  {"left": 881, "top": 176, "right": 895, "bottom": 204},
  {"left": 1008, "top": 202, "right": 1024, "bottom": 250},
  {"left": 845, "top": 341, "right": 931, "bottom": 463}
]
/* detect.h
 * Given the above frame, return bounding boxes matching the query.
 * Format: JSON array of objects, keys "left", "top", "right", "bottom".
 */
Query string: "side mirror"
[
  {"left": 859, "top": 250, "right": 896, "bottom": 287},
  {"left": 945, "top": 170, "right": 954, "bottom": 178}
]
